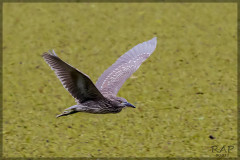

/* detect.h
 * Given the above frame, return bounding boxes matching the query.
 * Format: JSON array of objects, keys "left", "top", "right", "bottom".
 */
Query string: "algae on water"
[{"left": 3, "top": 3, "right": 237, "bottom": 157}]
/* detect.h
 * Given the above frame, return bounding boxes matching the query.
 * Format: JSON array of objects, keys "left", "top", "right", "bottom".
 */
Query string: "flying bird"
[{"left": 42, "top": 37, "right": 157, "bottom": 117}]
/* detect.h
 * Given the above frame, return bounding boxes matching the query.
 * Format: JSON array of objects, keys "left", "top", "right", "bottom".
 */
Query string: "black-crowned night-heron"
[{"left": 42, "top": 37, "right": 157, "bottom": 117}]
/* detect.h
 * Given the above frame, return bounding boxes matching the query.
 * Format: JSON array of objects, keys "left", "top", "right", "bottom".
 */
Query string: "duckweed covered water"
[{"left": 3, "top": 3, "right": 237, "bottom": 157}]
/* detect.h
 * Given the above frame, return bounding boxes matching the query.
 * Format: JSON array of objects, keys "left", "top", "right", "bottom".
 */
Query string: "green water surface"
[{"left": 3, "top": 3, "right": 237, "bottom": 158}]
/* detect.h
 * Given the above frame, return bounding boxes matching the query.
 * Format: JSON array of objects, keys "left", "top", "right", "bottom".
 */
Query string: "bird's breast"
[{"left": 80, "top": 100, "right": 122, "bottom": 114}]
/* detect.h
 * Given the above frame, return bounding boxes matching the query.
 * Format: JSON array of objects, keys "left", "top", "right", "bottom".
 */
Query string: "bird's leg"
[
  {"left": 56, "top": 105, "right": 79, "bottom": 118},
  {"left": 56, "top": 110, "right": 77, "bottom": 118}
]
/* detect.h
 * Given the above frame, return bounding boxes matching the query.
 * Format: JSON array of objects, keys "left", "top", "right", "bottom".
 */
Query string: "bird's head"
[{"left": 116, "top": 97, "right": 136, "bottom": 108}]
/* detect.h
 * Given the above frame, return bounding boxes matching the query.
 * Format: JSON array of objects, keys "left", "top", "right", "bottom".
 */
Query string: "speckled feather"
[{"left": 96, "top": 37, "right": 157, "bottom": 96}]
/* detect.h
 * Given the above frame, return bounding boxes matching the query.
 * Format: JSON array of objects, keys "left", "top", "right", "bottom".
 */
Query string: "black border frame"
[{"left": 1, "top": 0, "right": 238, "bottom": 159}]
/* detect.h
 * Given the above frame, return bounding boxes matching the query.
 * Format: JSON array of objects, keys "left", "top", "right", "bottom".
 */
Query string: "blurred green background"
[{"left": 3, "top": 3, "right": 237, "bottom": 158}]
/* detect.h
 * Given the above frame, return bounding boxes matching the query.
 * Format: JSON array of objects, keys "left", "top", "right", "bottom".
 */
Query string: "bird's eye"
[{"left": 118, "top": 100, "right": 123, "bottom": 103}]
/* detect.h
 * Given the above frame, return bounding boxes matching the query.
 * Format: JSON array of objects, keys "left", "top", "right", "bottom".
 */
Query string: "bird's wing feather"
[
  {"left": 96, "top": 37, "right": 157, "bottom": 95},
  {"left": 42, "top": 50, "right": 104, "bottom": 103}
]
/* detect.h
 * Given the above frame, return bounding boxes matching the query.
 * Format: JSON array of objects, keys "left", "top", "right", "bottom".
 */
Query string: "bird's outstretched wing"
[
  {"left": 96, "top": 37, "right": 157, "bottom": 95},
  {"left": 42, "top": 50, "right": 104, "bottom": 103}
]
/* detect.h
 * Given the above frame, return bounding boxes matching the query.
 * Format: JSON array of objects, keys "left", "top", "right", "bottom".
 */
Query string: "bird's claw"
[
  {"left": 56, "top": 108, "right": 77, "bottom": 118},
  {"left": 56, "top": 111, "right": 69, "bottom": 118}
]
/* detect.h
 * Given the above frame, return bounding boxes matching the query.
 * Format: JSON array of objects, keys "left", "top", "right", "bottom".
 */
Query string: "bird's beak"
[{"left": 124, "top": 102, "right": 136, "bottom": 108}]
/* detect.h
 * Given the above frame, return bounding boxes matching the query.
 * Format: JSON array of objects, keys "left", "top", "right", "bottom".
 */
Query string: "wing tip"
[
  {"left": 148, "top": 37, "right": 157, "bottom": 52},
  {"left": 42, "top": 49, "right": 58, "bottom": 58},
  {"left": 152, "top": 36, "right": 157, "bottom": 41},
  {"left": 149, "top": 37, "right": 157, "bottom": 46}
]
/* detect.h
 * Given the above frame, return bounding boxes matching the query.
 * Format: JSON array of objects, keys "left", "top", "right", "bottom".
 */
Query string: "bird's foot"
[
  {"left": 56, "top": 110, "right": 73, "bottom": 118},
  {"left": 56, "top": 105, "right": 79, "bottom": 118}
]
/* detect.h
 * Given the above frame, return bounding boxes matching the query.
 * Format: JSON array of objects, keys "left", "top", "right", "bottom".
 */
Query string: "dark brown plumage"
[{"left": 42, "top": 37, "right": 157, "bottom": 117}]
